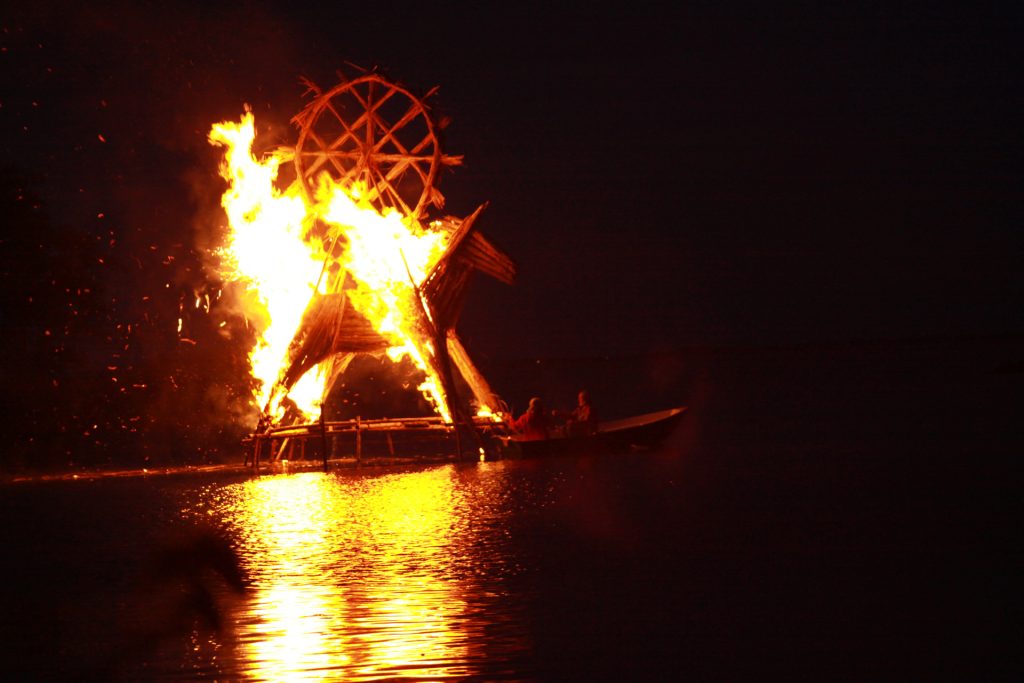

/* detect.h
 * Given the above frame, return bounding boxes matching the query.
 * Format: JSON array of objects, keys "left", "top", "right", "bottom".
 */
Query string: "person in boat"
[
  {"left": 510, "top": 397, "right": 551, "bottom": 440},
  {"left": 566, "top": 390, "right": 598, "bottom": 437}
]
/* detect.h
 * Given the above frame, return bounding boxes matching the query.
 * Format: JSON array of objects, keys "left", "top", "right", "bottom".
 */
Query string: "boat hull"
[{"left": 497, "top": 406, "right": 687, "bottom": 459}]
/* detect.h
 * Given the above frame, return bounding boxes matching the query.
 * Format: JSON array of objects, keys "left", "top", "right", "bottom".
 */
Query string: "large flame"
[{"left": 209, "top": 112, "right": 452, "bottom": 424}]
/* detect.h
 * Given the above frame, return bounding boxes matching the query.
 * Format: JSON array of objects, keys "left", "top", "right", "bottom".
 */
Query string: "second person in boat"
[{"left": 566, "top": 390, "right": 598, "bottom": 437}]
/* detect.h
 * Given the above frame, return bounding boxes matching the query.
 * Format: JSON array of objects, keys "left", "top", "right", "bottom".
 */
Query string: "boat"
[{"left": 496, "top": 406, "right": 687, "bottom": 458}]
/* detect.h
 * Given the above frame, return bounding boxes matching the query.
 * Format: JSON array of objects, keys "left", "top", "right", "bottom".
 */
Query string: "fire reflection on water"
[{"left": 204, "top": 466, "right": 517, "bottom": 681}]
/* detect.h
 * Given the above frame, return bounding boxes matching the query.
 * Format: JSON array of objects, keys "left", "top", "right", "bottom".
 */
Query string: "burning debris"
[{"left": 208, "top": 70, "right": 515, "bottom": 448}]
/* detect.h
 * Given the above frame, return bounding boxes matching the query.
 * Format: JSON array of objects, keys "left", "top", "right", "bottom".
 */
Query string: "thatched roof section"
[
  {"left": 432, "top": 205, "right": 516, "bottom": 284},
  {"left": 421, "top": 205, "right": 516, "bottom": 330},
  {"left": 278, "top": 292, "right": 388, "bottom": 392}
]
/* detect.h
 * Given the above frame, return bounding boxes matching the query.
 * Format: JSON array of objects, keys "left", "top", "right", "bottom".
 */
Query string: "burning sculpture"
[{"left": 208, "top": 70, "right": 515, "bottom": 462}]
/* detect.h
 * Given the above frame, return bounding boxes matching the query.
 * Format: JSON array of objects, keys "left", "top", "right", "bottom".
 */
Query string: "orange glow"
[
  {"left": 475, "top": 405, "right": 504, "bottom": 423},
  {"left": 209, "top": 112, "right": 453, "bottom": 423}
]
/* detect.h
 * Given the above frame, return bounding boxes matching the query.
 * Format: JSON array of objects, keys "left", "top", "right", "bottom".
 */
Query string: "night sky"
[{"left": 1, "top": 2, "right": 1021, "bottom": 466}]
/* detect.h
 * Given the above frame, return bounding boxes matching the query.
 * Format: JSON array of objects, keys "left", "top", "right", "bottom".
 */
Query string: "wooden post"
[
  {"left": 356, "top": 416, "right": 362, "bottom": 464},
  {"left": 447, "top": 332, "right": 502, "bottom": 414},
  {"left": 452, "top": 420, "right": 463, "bottom": 460},
  {"left": 320, "top": 411, "right": 328, "bottom": 472}
]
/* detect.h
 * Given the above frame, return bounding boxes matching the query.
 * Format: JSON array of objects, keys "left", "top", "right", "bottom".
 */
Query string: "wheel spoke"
[
  {"left": 371, "top": 100, "right": 424, "bottom": 155},
  {"left": 295, "top": 75, "right": 442, "bottom": 219},
  {"left": 321, "top": 86, "right": 397, "bottom": 155},
  {"left": 300, "top": 150, "right": 435, "bottom": 163},
  {"left": 323, "top": 102, "right": 361, "bottom": 152},
  {"left": 371, "top": 167, "right": 414, "bottom": 216},
  {"left": 364, "top": 80, "right": 376, "bottom": 156},
  {"left": 304, "top": 129, "right": 351, "bottom": 181}
]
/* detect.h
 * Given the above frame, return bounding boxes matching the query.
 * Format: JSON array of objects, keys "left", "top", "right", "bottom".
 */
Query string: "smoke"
[{"left": 204, "top": 381, "right": 261, "bottom": 435}]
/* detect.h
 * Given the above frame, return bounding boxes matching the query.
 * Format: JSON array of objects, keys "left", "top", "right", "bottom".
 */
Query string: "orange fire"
[{"left": 209, "top": 111, "right": 453, "bottom": 423}]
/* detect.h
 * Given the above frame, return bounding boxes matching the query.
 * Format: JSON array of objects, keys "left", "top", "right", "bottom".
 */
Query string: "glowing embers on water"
[{"left": 209, "top": 112, "right": 452, "bottom": 423}]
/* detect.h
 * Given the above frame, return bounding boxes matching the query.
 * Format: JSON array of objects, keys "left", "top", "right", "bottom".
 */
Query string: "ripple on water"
[{"left": 188, "top": 464, "right": 533, "bottom": 680}]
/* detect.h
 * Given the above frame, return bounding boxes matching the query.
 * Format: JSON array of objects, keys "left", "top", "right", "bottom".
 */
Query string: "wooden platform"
[{"left": 244, "top": 415, "right": 507, "bottom": 468}]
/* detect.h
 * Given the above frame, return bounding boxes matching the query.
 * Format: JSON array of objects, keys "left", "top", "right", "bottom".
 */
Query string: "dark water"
[{"left": 2, "top": 339, "right": 1019, "bottom": 680}]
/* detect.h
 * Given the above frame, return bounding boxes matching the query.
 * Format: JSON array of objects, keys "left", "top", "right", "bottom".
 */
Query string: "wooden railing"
[{"left": 244, "top": 415, "right": 508, "bottom": 470}]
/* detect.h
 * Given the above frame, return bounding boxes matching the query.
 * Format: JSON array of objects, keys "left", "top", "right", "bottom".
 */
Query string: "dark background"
[
  {"left": 1, "top": 2, "right": 1021, "bottom": 469},
  {"left": 1, "top": 4, "right": 1020, "bottom": 677}
]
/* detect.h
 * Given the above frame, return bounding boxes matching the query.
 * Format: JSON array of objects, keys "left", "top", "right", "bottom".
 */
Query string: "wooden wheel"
[{"left": 292, "top": 73, "right": 461, "bottom": 219}]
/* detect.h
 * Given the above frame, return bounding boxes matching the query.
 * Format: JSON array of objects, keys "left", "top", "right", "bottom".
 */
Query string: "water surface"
[{"left": 2, "top": 339, "right": 1019, "bottom": 679}]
